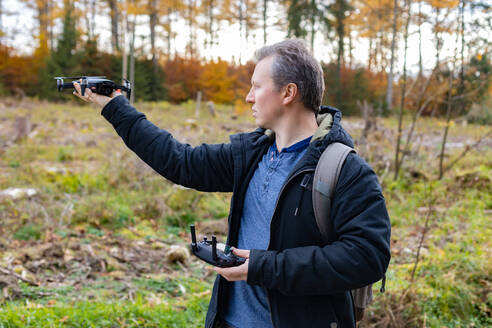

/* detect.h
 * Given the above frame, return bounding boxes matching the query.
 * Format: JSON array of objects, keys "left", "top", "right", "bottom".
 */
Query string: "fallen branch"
[{"left": 0, "top": 266, "right": 39, "bottom": 286}]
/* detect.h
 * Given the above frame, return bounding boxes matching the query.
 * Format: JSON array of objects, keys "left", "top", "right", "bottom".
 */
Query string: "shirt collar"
[{"left": 272, "top": 135, "right": 312, "bottom": 153}]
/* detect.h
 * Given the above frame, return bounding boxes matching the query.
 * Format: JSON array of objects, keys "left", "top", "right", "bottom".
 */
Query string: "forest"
[{"left": 0, "top": 0, "right": 491, "bottom": 327}]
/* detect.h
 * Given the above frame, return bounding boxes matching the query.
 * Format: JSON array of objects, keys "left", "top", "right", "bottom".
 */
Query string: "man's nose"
[{"left": 245, "top": 89, "right": 254, "bottom": 103}]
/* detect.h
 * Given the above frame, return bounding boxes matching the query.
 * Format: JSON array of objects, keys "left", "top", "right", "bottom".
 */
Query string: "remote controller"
[{"left": 189, "top": 224, "right": 246, "bottom": 267}]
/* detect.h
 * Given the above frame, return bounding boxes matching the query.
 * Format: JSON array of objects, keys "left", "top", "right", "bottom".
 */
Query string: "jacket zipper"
[
  {"left": 265, "top": 167, "right": 315, "bottom": 328},
  {"left": 266, "top": 168, "right": 315, "bottom": 249},
  {"left": 295, "top": 174, "right": 312, "bottom": 216}
]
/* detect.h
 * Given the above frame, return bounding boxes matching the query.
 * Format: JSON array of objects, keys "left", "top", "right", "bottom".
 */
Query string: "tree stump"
[
  {"left": 13, "top": 116, "right": 31, "bottom": 142},
  {"left": 358, "top": 100, "right": 376, "bottom": 140},
  {"left": 207, "top": 101, "right": 216, "bottom": 117},
  {"left": 195, "top": 91, "right": 202, "bottom": 118}
]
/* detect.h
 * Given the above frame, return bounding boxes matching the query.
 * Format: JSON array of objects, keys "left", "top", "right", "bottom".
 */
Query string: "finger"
[
  {"left": 231, "top": 248, "right": 250, "bottom": 259},
  {"left": 214, "top": 266, "right": 236, "bottom": 277},
  {"left": 73, "top": 82, "right": 93, "bottom": 102},
  {"left": 72, "top": 82, "right": 87, "bottom": 101},
  {"left": 110, "top": 90, "right": 122, "bottom": 98},
  {"left": 73, "top": 82, "right": 81, "bottom": 94}
]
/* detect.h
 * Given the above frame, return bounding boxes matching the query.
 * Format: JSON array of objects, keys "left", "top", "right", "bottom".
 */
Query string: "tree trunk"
[
  {"left": 348, "top": 30, "right": 353, "bottom": 69},
  {"left": 208, "top": 0, "right": 215, "bottom": 47},
  {"left": 83, "top": 0, "right": 96, "bottom": 40},
  {"left": 149, "top": 0, "right": 157, "bottom": 73},
  {"left": 438, "top": 71, "right": 454, "bottom": 180},
  {"left": 129, "top": 18, "right": 136, "bottom": 103},
  {"left": 122, "top": 11, "right": 128, "bottom": 82},
  {"left": 49, "top": 0, "right": 54, "bottom": 52},
  {"left": 83, "top": 0, "right": 90, "bottom": 39},
  {"left": 335, "top": 0, "right": 345, "bottom": 108},
  {"left": 38, "top": 0, "right": 50, "bottom": 52},
  {"left": 368, "top": 36, "right": 373, "bottom": 72},
  {"left": 434, "top": 8, "right": 442, "bottom": 69},
  {"left": 108, "top": 0, "right": 120, "bottom": 53},
  {"left": 187, "top": 0, "right": 196, "bottom": 58},
  {"left": 458, "top": 0, "right": 466, "bottom": 115},
  {"left": 418, "top": 0, "right": 423, "bottom": 77},
  {"left": 394, "top": 0, "right": 410, "bottom": 180},
  {"left": 438, "top": 5, "right": 460, "bottom": 179},
  {"left": 238, "top": 0, "right": 244, "bottom": 63},
  {"left": 263, "top": 0, "right": 267, "bottom": 44},
  {"left": 310, "top": 0, "right": 315, "bottom": 53},
  {"left": 386, "top": 0, "right": 398, "bottom": 110},
  {"left": 90, "top": 0, "right": 96, "bottom": 40},
  {"left": 0, "top": 0, "right": 3, "bottom": 42},
  {"left": 336, "top": 0, "right": 345, "bottom": 66},
  {"left": 167, "top": 7, "right": 172, "bottom": 60}
]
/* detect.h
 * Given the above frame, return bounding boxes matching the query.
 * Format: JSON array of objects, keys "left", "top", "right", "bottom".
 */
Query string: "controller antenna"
[
  {"left": 212, "top": 236, "right": 218, "bottom": 261},
  {"left": 190, "top": 225, "right": 198, "bottom": 251}
]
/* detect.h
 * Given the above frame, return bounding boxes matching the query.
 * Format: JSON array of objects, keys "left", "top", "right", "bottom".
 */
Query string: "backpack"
[{"left": 312, "top": 142, "right": 386, "bottom": 322}]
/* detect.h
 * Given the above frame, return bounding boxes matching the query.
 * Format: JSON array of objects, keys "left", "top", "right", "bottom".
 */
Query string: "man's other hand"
[
  {"left": 213, "top": 248, "right": 250, "bottom": 281},
  {"left": 72, "top": 81, "right": 121, "bottom": 108}
]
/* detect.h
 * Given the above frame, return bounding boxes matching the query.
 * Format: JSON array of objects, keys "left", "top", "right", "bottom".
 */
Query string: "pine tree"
[{"left": 38, "top": 1, "right": 78, "bottom": 99}]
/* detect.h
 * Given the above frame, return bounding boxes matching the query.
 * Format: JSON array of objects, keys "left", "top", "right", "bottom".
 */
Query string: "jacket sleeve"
[
  {"left": 247, "top": 153, "right": 391, "bottom": 295},
  {"left": 101, "top": 95, "right": 234, "bottom": 192}
]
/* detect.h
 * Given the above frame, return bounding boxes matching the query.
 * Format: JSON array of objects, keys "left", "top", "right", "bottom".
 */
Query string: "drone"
[{"left": 54, "top": 76, "right": 132, "bottom": 100}]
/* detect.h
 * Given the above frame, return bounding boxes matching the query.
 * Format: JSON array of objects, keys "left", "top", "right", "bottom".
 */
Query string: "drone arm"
[
  {"left": 113, "top": 84, "right": 128, "bottom": 91},
  {"left": 59, "top": 82, "right": 75, "bottom": 91},
  {"left": 114, "top": 84, "right": 131, "bottom": 100}
]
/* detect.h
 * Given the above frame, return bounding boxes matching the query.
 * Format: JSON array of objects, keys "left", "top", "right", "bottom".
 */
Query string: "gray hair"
[{"left": 254, "top": 39, "right": 325, "bottom": 113}]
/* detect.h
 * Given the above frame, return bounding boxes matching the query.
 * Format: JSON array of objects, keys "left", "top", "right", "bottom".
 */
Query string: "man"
[{"left": 73, "top": 39, "right": 391, "bottom": 328}]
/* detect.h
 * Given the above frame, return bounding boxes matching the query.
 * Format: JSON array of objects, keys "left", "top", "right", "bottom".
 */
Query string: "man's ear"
[{"left": 282, "top": 83, "right": 298, "bottom": 105}]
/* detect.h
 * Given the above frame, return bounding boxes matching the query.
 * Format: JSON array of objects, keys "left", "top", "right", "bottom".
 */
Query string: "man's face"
[{"left": 246, "top": 56, "right": 285, "bottom": 129}]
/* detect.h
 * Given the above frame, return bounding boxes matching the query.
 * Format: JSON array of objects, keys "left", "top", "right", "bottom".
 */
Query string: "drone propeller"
[{"left": 58, "top": 76, "right": 107, "bottom": 79}]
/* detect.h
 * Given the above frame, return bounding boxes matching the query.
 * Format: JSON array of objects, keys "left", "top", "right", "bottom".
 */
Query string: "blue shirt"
[{"left": 222, "top": 136, "right": 311, "bottom": 328}]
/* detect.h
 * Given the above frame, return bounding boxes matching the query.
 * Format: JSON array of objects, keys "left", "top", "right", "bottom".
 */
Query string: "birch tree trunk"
[{"left": 262, "top": 0, "right": 267, "bottom": 44}]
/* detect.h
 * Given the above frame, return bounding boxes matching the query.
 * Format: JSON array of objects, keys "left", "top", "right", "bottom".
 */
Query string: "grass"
[{"left": 0, "top": 297, "right": 209, "bottom": 328}]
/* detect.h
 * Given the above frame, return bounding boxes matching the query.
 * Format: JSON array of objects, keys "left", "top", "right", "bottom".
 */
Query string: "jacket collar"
[{"left": 262, "top": 105, "right": 353, "bottom": 149}]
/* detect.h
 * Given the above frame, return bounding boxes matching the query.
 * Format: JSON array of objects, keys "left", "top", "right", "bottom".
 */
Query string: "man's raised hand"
[{"left": 72, "top": 81, "right": 121, "bottom": 108}]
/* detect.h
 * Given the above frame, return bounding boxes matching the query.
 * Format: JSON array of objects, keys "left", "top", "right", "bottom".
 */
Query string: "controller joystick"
[{"left": 189, "top": 224, "right": 246, "bottom": 268}]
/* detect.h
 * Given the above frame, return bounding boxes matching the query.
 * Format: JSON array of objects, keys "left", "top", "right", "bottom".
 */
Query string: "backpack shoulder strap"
[{"left": 312, "top": 142, "right": 355, "bottom": 241}]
